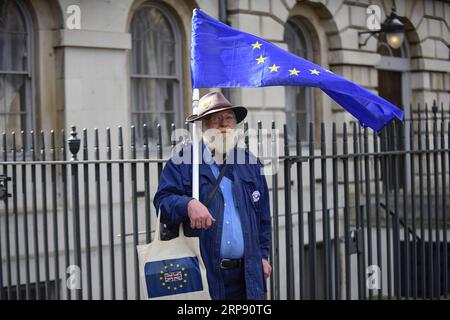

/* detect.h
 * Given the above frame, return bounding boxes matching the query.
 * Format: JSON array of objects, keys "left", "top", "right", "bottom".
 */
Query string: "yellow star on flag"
[
  {"left": 269, "top": 64, "right": 280, "bottom": 72},
  {"left": 289, "top": 68, "right": 300, "bottom": 76},
  {"left": 256, "top": 55, "right": 267, "bottom": 64},
  {"left": 251, "top": 41, "right": 262, "bottom": 49},
  {"left": 310, "top": 69, "right": 320, "bottom": 75}
]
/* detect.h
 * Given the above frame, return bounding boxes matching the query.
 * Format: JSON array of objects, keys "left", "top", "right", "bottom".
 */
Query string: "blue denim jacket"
[{"left": 153, "top": 146, "right": 271, "bottom": 300}]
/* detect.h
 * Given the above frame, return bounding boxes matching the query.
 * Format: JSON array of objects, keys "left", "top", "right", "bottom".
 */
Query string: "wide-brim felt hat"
[{"left": 186, "top": 91, "right": 247, "bottom": 123}]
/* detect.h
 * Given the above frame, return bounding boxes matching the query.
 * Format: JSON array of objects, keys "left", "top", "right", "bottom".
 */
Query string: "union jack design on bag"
[{"left": 164, "top": 271, "right": 183, "bottom": 282}]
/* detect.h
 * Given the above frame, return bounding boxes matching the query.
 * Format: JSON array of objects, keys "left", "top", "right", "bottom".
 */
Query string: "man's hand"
[
  {"left": 262, "top": 259, "right": 272, "bottom": 279},
  {"left": 187, "top": 199, "right": 216, "bottom": 229}
]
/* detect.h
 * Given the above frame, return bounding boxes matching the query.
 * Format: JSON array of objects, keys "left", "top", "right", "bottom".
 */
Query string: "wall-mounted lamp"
[{"left": 358, "top": 8, "right": 405, "bottom": 49}]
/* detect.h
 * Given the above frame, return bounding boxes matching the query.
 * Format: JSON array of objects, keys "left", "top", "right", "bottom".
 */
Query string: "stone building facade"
[
  {"left": 1, "top": 0, "right": 449, "bottom": 146},
  {"left": 1, "top": 0, "right": 449, "bottom": 300}
]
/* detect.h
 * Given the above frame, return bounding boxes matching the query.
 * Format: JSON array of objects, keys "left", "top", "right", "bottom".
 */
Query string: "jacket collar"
[{"left": 199, "top": 143, "right": 236, "bottom": 183}]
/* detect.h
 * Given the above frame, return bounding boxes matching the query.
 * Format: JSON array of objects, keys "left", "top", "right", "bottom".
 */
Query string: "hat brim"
[{"left": 186, "top": 105, "right": 247, "bottom": 124}]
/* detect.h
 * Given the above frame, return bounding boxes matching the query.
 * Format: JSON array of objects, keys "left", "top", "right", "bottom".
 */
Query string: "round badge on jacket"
[{"left": 252, "top": 190, "right": 260, "bottom": 202}]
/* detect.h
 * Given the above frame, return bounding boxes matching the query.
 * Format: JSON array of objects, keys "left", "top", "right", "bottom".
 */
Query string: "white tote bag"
[{"left": 136, "top": 213, "right": 211, "bottom": 300}]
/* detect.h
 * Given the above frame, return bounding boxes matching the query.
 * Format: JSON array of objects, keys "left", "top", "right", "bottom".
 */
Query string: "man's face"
[
  {"left": 202, "top": 110, "right": 238, "bottom": 155},
  {"left": 203, "top": 110, "right": 237, "bottom": 130}
]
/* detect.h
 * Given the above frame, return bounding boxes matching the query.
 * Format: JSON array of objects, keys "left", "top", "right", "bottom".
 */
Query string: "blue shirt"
[{"left": 205, "top": 147, "right": 244, "bottom": 259}]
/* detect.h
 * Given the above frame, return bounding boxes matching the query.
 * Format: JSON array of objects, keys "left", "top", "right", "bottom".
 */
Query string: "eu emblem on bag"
[
  {"left": 137, "top": 211, "right": 211, "bottom": 300},
  {"left": 145, "top": 257, "right": 204, "bottom": 298}
]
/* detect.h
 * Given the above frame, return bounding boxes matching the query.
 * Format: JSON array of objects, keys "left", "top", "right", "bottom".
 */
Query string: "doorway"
[
  {"left": 377, "top": 36, "right": 411, "bottom": 191},
  {"left": 378, "top": 69, "right": 405, "bottom": 190}
]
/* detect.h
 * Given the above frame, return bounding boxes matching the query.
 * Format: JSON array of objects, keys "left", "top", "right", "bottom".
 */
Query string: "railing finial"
[{"left": 68, "top": 125, "right": 80, "bottom": 160}]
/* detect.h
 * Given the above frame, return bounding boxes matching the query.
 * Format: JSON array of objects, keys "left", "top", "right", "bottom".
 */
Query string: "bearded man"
[{"left": 154, "top": 91, "right": 272, "bottom": 300}]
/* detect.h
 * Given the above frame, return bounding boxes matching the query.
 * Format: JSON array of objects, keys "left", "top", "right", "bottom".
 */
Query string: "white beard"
[{"left": 202, "top": 128, "right": 238, "bottom": 156}]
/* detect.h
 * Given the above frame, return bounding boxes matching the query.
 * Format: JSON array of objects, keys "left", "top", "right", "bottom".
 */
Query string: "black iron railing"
[{"left": 0, "top": 102, "right": 449, "bottom": 300}]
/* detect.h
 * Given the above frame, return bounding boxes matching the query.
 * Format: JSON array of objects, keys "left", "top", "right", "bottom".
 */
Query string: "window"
[
  {"left": 129, "top": 2, "right": 182, "bottom": 147},
  {"left": 284, "top": 18, "right": 314, "bottom": 143},
  {"left": 1, "top": 279, "right": 59, "bottom": 300},
  {"left": 400, "top": 240, "right": 450, "bottom": 298},
  {"left": 302, "top": 242, "right": 338, "bottom": 300},
  {"left": 0, "top": 0, "right": 33, "bottom": 150}
]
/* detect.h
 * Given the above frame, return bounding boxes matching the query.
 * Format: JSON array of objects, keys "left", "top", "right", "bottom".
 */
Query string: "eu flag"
[
  {"left": 190, "top": 9, "right": 404, "bottom": 132},
  {"left": 144, "top": 256, "right": 204, "bottom": 298}
]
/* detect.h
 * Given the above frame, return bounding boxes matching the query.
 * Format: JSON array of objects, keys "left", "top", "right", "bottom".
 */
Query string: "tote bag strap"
[
  {"left": 204, "top": 162, "right": 228, "bottom": 207},
  {"left": 154, "top": 206, "right": 185, "bottom": 242}
]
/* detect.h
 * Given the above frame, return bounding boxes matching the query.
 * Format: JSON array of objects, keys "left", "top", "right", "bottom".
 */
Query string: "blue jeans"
[{"left": 221, "top": 266, "right": 246, "bottom": 300}]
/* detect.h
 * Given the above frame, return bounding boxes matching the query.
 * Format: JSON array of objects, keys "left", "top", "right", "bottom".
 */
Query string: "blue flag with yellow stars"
[
  {"left": 144, "top": 256, "right": 203, "bottom": 298},
  {"left": 190, "top": 9, "right": 404, "bottom": 132}
]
